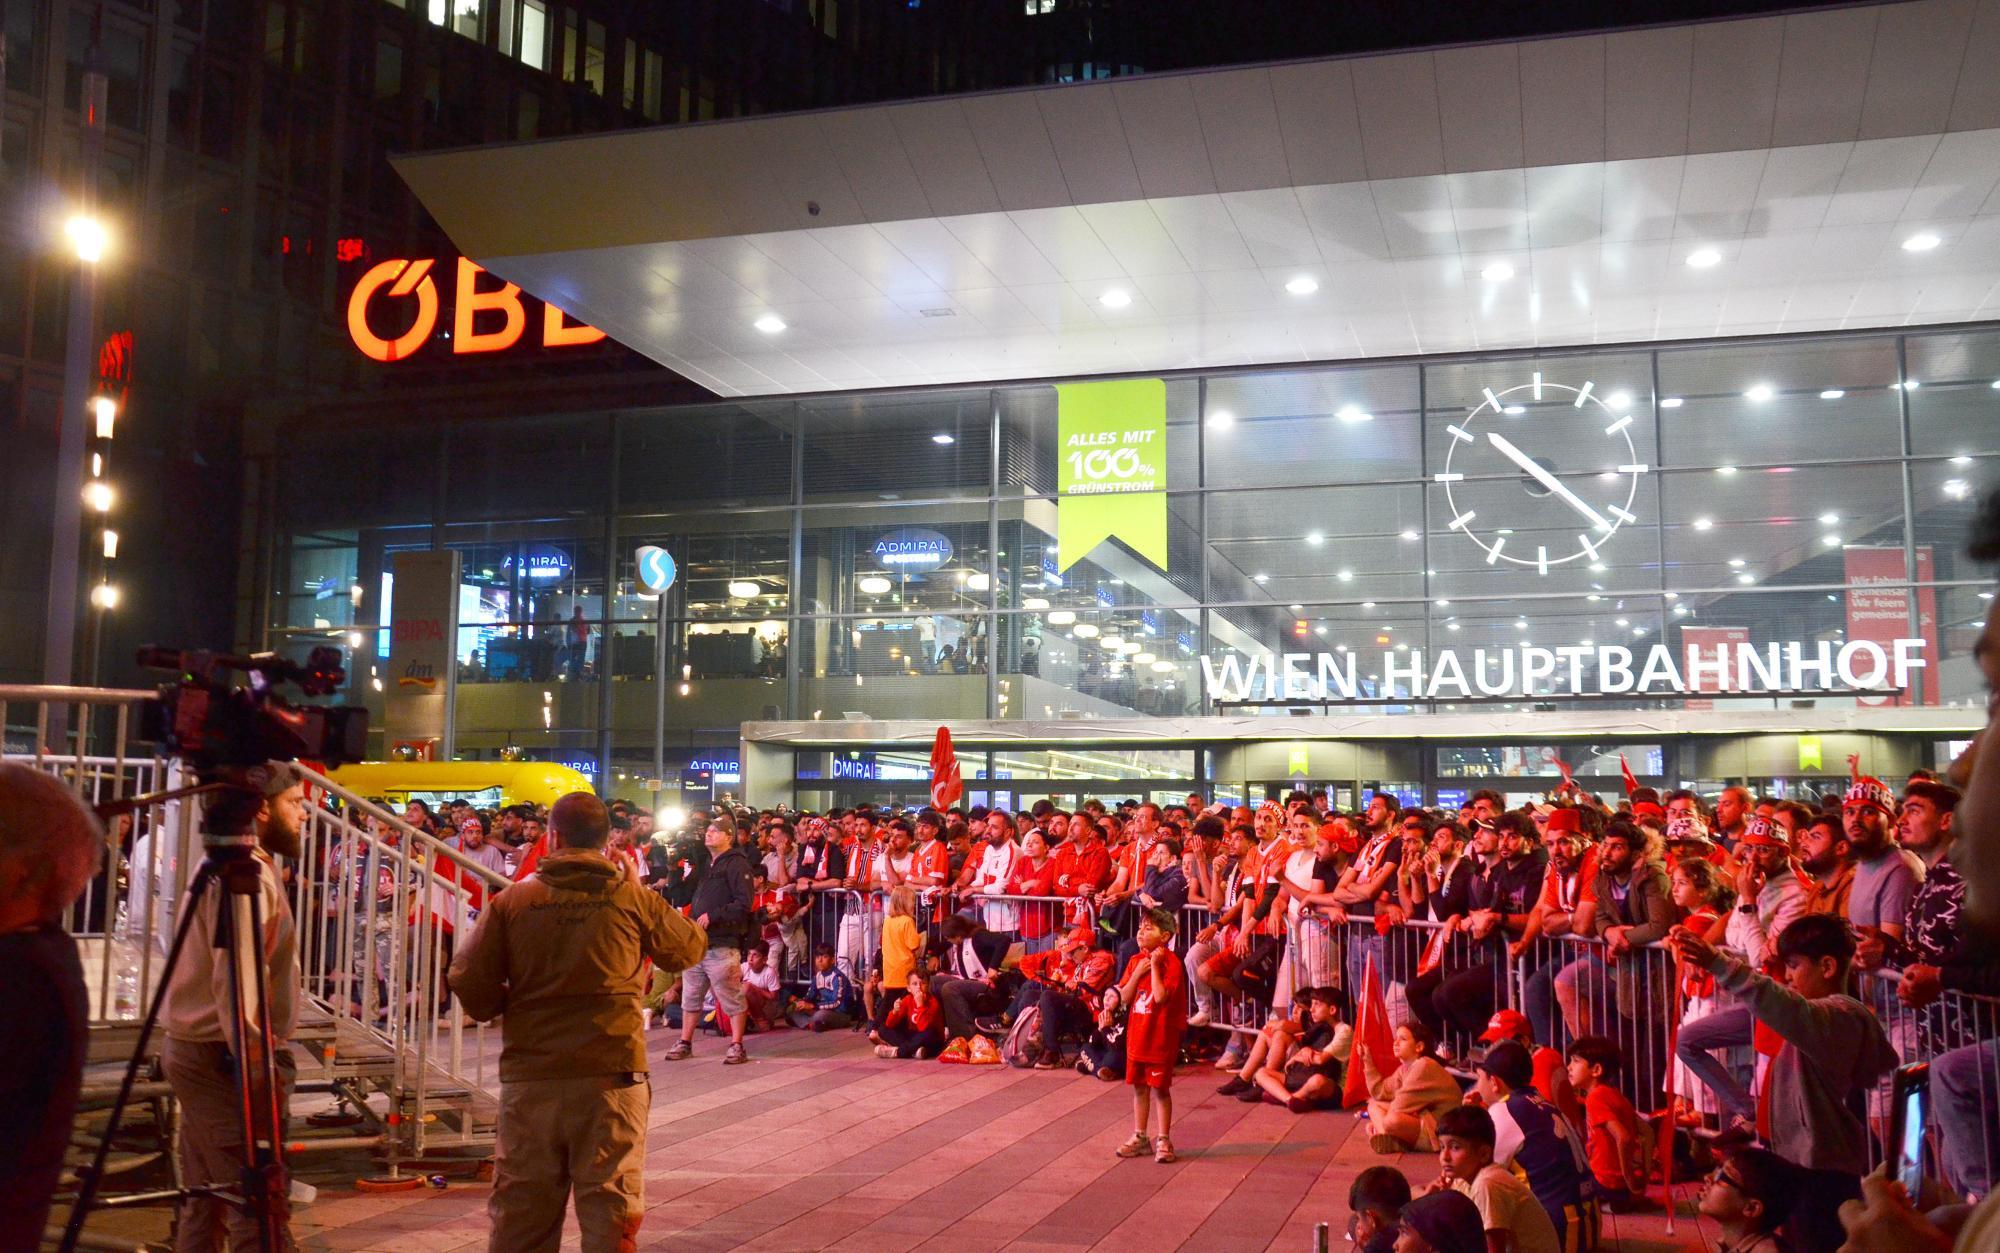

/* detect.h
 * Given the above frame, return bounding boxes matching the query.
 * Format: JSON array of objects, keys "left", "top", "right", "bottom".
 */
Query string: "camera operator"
[
  {"left": 448, "top": 792, "right": 704, "bottom": 1251},
  {"left": 161, "top": 765, "right": 307, "bottom": 1253},
  {"left": 0, "top": 765, "right": 105, "bottom": 1251}
]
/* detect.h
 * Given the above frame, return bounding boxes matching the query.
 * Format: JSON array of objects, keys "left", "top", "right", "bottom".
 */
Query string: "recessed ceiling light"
[
  {"left": 1336, "top": 405, "right": 1373, "bottom": 423},
  {"left": 932, "top": 433, "right": 955, "bottom": 445},
  {"left": 1502, "top": 405, "right": 1526, "bottom": 415},
  {"left": 1362, "top": 600, "right": 1377, "bottom": 608},
  {"left": 1285, "top": 274, "right": 1320, "bottom": 296},
  {"left": 1446, "top": 622, "right": 1461, "bottom": 631},
  {"left": 1727, "top": 557, "right": 1745, "bottom": 568},
  {"left": 1313, "top": 626, "right": 1327, "bottom": 636},
  {"left": 1660, "top": 397, "right": 1684, "bottom": 409},
  {"left": 1306, "top": 531, "right": 1325, "bottom": 546},
  {"left": 1716, "top": 465, "right": 1737, "bottom": 476},
  {"left": 1289, "top": 603, "right": 1303, "bottom": 612},
  {"left": 1991, "top": 380, "right": 2000, "bottom": 390},
  {"left": 1745, "top": 383, "right": 1775, "bottom": 402},
  {"left": 1481, "top": 261, "right": 1515, "bottom": 282},
  {"left": 1686, "top": 247, "right": 1722, "bottom": 269},
  {"left": 1693, "top": 517, "right": 1714, "bottom": 531},
  {"left": 1046, "top": 610, "right": 1076, "bottom": 625},
  {"left": 1633, "top": 626, "right": 1647, "bottom": 637},
  {"left": 753, "top": 313, "right": 786, "bottom": 334},
  {"left": 1399, "top": 529, "right": 1419, "bottom": 541},
  {"left": 1950, "top": 454, "right": 1973, "bottom": 466},
  {"left": 1664, "top": 591, "right": 1679, "bottom": 600},
  {"left": 1581, "top": 638, "right": 1594, "bottom": 647},
  {"left": 1944, "top": 479, "right": 1971, "bottom": 500},
  {"left": 1208, "top": 409, "right": 1235, "bottom": 429},
  {"left": 1606, "top": 390, "right": 1633, "bottom": 410},
  {"left": 1736, "top": 572, "right": 1756, "bottom": 584},
  {"left": 1072, "top": 623, "right": 1099, "bottom": 638},
  {"left": 1589, "top": 562, "right": 1606, "bottom": 573},
  {"left": 1614, "top": 618, "right": 1630, "bottom": 628},
  {"left": 1435, "top": 598, "right": 1450, "bottom": 607},
  {"left": 858, "top": 575, "right": 892, "bottom": 595},
  {"left": 1099, "top": 288, "right": 1132, "bottom": 308},
  {"left": 1822, "top": 534, "right": 1842, "bottom": 547},
  {"left": 1902, "top": 231, "right": 1942, "bottom": 252},
  {"left": 1253, "top": 573, "right": 1269, "bottom": 584},
  {"left": 1820, "top": 389, "right": 1845, "bottom": 400},
  {"left": 1336, "top": 569, "right": 1354, "bottom": 582},
  {"left": 1674, "top": 604, "right": 1690, "bottom": 615}
]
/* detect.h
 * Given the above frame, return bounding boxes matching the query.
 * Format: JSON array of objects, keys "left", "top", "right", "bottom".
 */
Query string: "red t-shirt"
[
  {"left": 1120, "top": 950, "right": 1187, "bottom": 1065},
  {"left": 1532, "top": 1045, "right": 1584, "bottom": 1132},
  {"left": 1584, "top": 1083, "right": 1642, "bottom": 1190}
]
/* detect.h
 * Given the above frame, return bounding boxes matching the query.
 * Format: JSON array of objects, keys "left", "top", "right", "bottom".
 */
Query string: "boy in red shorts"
[{"left": 1106, "top": 907, "right": 1187, "bottom": 1163}]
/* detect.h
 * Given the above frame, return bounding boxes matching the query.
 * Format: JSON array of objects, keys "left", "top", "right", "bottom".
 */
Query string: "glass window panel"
[
  {"left": 1905, "top": 329, "right": 2000, "bottom": 456},
  {"left": 1207, "top": 484, "right": 1425, "bottom": 604},
  {"left": 802, "top": 504, "right": 992, "bottom": 614},
  {"left": 1204, "top": 364, "right": 1419, "bottom": 488},
  {"left": 803, "top": 390, "right": 990, "bottom": 501},
  {"left": 987, "top": 748, "right": 1195, "bottom": 782},
  {"left": 613, "top": 520, "right": 790, "bottom": 622},
  {"left": 444, "top": 414, "right": 609, "bottom": 522},
  {"left": 1911, "top": 455, "right": 1999, "bottom": 584},
  {"left": 1203, "top": 599, "right": 1427, "bottom": 709},
  {"left": 1656, "top": 337, "right": 1902, "bottom": 466},
  {"left": 583, "top": 20, "right": 605, "bottom": 93},
  {"left": 1436, "top": 744, "right": 1664, "bottom": 781},
  {"left": 1008, "top": 609, "right": 1198, "bottom": 718},
  {"left": 1659, "top": 463, "right": 1906, "bottom": 592},
  {"left": 992, "top": 494, "right": 1200, "bottom": 620},
  {"left": 796, "top": 613, "right": 991, "bottom": 721},
  {"left": 519, "top": 0, "right": 547, "bottom": 68},
  {"left": 1664, "top": 585, "right": 1932, "bottom": 707},
  {"left": 997, "top": 378, "right": 1197, "bottom": 497},
  {"left": 619, "top": 400, "right": 793, "bottom": 510}
]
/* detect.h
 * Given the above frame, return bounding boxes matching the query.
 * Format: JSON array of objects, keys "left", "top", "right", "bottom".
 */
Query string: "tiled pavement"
[{"left": 75, "top": 1026, "right": 1717, "bottom": 1251}]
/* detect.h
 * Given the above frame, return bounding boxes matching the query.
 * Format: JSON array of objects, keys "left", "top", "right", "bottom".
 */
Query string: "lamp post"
[{"left": 42, "top": 56, "right": 108, "bottom": 720}]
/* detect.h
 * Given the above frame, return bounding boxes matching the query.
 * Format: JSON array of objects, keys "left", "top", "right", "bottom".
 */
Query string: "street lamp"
[
  {"left": 92, "top": 395, "right": 116, "bottom": 439},
  {"left": 90, "top": 583, "right": 120, "bottom": 610},
  {"left": 66, "top": 214, "right": 108, "bottom": 264}
]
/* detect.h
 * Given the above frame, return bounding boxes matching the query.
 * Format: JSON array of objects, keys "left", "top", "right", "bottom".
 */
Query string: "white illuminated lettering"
[
  {"left": 1474, "top": 649, "right": 1516, "bottom": 696},
  {"left": 1428, "top": 650, "right": 1471, "bottom": 698},
  {"left": 1555, "top": 645, "right": 1592, "bottom": 691},
  {"left": 1521, "top": 646, "right": 1557, "bottom": 691},
  {"left": 1892, "top": 638, "right": 1927, "bottom": 691},
  {"left": 1281, "top": 653, "right": 1312, "bottom": 699},
  {"left": 1201, "top": 654, "right": 1264, "bottom": 702},
  {"left": 1685, "top": 644, "right": 1732, "bottom": 691},
  {"left": 1317, "top": 651, "right": 1359, "bottom": 699},
  {"left": 1837, "top": 640, "right": 1891, "bottom": 688},
  {"left": 1385, "top": 649, "right": 1426, "bottom": 697},
  {"left": 1598, "top": 646, "right": 1635, "bottom": 693},
  {"left": 1635, "top": 644, "right": 1685, "bottom": 692},
  {"left": 1786, "top": 641, "right": 1836, "bottom": 689},
  {"left": 1736, "top": 642, "right": 1783, "bottom": 691}
]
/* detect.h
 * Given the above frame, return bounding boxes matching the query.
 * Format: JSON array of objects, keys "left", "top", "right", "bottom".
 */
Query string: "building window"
[
  {"left": 374, "top": 39, "right": 404, "bottom": 100},
  {"left": 518, "top": 0, "right": 548, "bottom": 68},
  {"left": 621, "top": 40, "right": 636, "bottom": 109},
  {"left": 453, "top": 0, "right": 484, "bottom": 42},
  {"left": 561, "top": 10, "right": 578, "bottom": 82},
  {"left": 1025, "top": 0, "right": 1055, "bottom": 12},
  {"left": 641, "top": 49, "right": 663, "bottom": 120},
  {"left": 583, "top": 20, "right": 606, "bottom": 94}
]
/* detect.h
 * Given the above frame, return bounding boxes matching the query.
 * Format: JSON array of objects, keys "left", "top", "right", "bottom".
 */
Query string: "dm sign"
[
  {"left": 872, "top": 528, "right": 954, "bottom": 569},
  {"left": 1056, "top": 378, "right": 1167, "bottom": 572}
]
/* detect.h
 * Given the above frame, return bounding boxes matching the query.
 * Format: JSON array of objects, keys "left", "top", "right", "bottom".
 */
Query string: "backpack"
[{"left": 1002, "top": 1005, "right": 1044, "bottom": 1068}]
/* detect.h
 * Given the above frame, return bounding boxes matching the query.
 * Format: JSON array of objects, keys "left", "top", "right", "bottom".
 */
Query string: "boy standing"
[
  {"left": 1431, "top": 1104, "right": 1562, "bottom": 1253},
  {"left": 1108, "top": 907, "right": 1187, "bottom": 1163},
  {"left": 1670, "top": 913, "right": 1898, "bottom": 1249},
  {"left": 1565, "top": 1036, "right": 1649, "bottom": 1212}
]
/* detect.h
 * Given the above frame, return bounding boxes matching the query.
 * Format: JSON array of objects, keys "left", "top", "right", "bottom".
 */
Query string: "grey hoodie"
[{"left": 1709, "top": 955, "right": 1900, "bottom": 1174}]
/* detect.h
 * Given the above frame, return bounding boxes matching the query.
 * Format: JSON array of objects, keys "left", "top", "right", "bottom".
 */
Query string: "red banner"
[
  {"left": 1843, "top": 546, "right": 1938, "bottom": 706},
  {"left": 928, "top": 726, "right": 963, "bottom": 811}
]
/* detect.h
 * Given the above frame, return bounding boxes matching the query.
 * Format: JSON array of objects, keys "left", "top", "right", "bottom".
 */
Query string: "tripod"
[{"left": 61, "top": 779, "right": 293, "bottom": 1253}]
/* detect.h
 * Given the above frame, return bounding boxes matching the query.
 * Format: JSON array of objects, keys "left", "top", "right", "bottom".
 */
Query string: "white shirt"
[
  {"left": 973, "top": 841, "right": 1022, "bottom": 930},
  {"left": 1283, "top": 847, "right": 1323, "bottom": 921},
  {"left": 163, "top": 853, "right": 299, "bottom": 1044},
  {"left": 1723, "top": 873, "right": 1807, "bottom": 969},
  {"left": 1455, "top": 1164, "right": 1560, "bottom": 1253}
]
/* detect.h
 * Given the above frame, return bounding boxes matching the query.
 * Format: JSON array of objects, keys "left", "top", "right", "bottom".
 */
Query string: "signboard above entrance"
[{"left": 345, "top": 258, "right": 608, "bottom": 362}]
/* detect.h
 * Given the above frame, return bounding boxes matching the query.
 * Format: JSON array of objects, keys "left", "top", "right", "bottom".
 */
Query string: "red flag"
[
  {"left": 1619, "top": 754, "right": 1639, "bottom": 796},
  {"left": 1552, "top": 754, "right": 1576, "bottom": 795},
  {"left": 928, "top": 725, "right": 963, "bottom": 811},
  {"left": 1342, "top": 953, "right": 1399, "bottom": 1108},
  {"left": 1416, "top": 926, "right": 1451, "bottom": 978}
]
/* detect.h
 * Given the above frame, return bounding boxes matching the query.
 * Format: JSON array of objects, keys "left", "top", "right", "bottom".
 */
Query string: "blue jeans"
[
  {"left": 1935, "top": 1038, "right": 2000, "bottom": 1197},
  {"left": 1522, "top": 959, "right": 1559, "bottom": 1047},
  {"left": 1348, "top": 930, "right": 1383, "bottom": 999},
  {"left": 1674, "top": 1004, "right": 1754, "bottom": 1121}
]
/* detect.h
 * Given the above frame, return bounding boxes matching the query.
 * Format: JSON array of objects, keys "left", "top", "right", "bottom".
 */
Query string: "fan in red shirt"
[
  {"left": 1106, "top": 907, "right": 1188, "bottom": 1164},
  {"left": 1050, "top": 820, "right": 1114, "bottom": 900}
]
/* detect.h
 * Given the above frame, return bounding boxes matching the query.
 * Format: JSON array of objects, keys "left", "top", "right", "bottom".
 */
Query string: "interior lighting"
[
  {"left": 102, "top": 530, "right": 118, "bottom": 559},
  {"left": 1820, "top": 389, "right": 1846, "bottom": 400},
  {"left": 1692, "top": 517, "right": 1713, "bottom": 531},
  {"left": 932, "top": 433, "right": 955, "bottom": 445},
  {"left": 1745, "top": 383, "right": 1774, "bottom": 402},
  {"left": 964, "top": 572, "right": 991, "bottom": 591},
  {"left": 1207, "top": 408, "right": 1234, "bottom": 429},
  {"left": 1895, "top": 380, "right": 1921, "bottom": 391},
  {"left": 1822, "top": 534, "right": 1842, "bottom": 547},
  {"left": 753, "top": 313, "right": 786, "bottom": 334},
  {"left": 1736, "top": 572, "right": 1756, "bottom": 584},
  {"left": 1399, "top": 530, "right": 1419, "bottom": 541},
  {"left": 1253, "top": 573, "right": 1270, "bottom": 584},
  {"left": 1633, "top": 626, "right": 1647, "bottom": 636},
  {"left": 1336, "top": 405, "right": 1373, "bottom": 423},
  {"left": 92, "top": 397, "right": 117, "bottom": 439},
  {"left": 1819, "top": 512, "right": 1840, "bottom": 525},
  {"left": 91, "top": 583, "right": 120, "bottom": 609},
  {"left": 1716, "top": 465, "right": 1737, "bottom": 476},
  {"left": 1024, "top": 597, "right": 1050, "bottom": 610},
  {"left": 1336, "top": 569, "right": 1354, "bottom": 582},
  {"left": 1606, "top": 390, "right": 1633, "bottom": 411},
  {"left": 1614, "top": 618, "right": 1630, "bottom": 628},
  {"left": 1151, "top": 660, "right": 1176, "bottom": 673},
  {"left": 1134, "top": 652, "right": 1156, "bottom": 664},
  {"left": 858, "top": 575, "right": 892, "bottom": 595},
  {"left": 1660, "top": 397, "right": 1684, "bottom": 409},
  {"left": 1362, "top": 601, "right": 1377, "bottom": 608},
  {"left": 1950, "top": 455, "right": 1973, "bottom": 466},
  {"left": 1481, "top": 261, "right": 1515, "bottom": 282},
  {"left": 84, "top": 481, "right": 113, "bottom": 512},
  {"left": 1285, "top": 275, "right": 1319, "bottom": 295},
  {"left": 1727, "top": 557, "right": 1745, "bottom": 568},
  {"left": 1944, "top": 479, "right": 1972, "bottom": 500},
  {"left": 727, "top": 580, "right": 761, "bottom": 598},
  {"left": 1685, "top": 247, "right": 1721, "bottom": 269},
  {"left": 1099, "top": 288, "right": 1131, "bottom": 309},
  {"left": 1289, "top": 604, "right": 1303, "bottom": 612},
  {"left": 1446, "top": 622, "right": 1461, "bottom": 631},
  {"left": 346, "top": 631, "right": 365, "bottom": 648},
  {"left": 1045, "top": 610, "right": 1076, "bottom": 626},
  {"left": 66, "top": 215, "right": 107, "bottom": 264},
  {"left": 1072, "top": 623, "right": 1100, "bottom": 638},
  {"left": 1307, "top": 531, "right": 1325, "bottom": 546},
  {"left": 1502, "top": 405, "right": 1526, "bottom": 415},
  {"left": 1902, "top": 231, "right": 1942, "bottom": 252},
  {"left": 1101, "top": 634, "right": 1125, "bottom": 648}
]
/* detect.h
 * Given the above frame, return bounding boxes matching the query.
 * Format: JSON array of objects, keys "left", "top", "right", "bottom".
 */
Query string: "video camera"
[{"left": 137, "top": 645, "right": 369, "bottom": 771}]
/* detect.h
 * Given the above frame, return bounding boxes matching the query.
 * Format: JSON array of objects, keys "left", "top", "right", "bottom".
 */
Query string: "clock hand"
[{"left": 1484, "top": 430, "right": 1613, "bottom": 533}]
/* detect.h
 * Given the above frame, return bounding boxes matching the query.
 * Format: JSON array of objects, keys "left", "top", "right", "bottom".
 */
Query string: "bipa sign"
[{"left": 346, "top": 257, "right": 607, "bottom": 362}]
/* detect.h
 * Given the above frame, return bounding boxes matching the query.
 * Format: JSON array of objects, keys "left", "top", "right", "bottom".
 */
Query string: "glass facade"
[{"left": 270, "top": 325, "right": 2000, "bottom": 800}]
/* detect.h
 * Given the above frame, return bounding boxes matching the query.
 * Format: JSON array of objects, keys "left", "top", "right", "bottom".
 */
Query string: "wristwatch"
[{"left": 1735, "top": 904, "right": 1756, "bottom": 915}]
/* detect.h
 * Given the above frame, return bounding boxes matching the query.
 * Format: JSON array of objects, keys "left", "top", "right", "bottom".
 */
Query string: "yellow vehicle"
[{"left": 325, "top": 761, "right": 594, "bottom": 811}]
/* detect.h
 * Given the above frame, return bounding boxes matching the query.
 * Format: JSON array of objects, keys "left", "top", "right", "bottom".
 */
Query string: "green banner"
[
  {"left": 1055, "top": 378, "right": 1168, "bottom": 573},
  {"left": 1797, "top": 735, "right": 1824, "bottom": 772}
]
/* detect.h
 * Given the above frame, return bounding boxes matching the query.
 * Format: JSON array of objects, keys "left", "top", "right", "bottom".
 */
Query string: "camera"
[{"left": 137, "top": 645, "right": 370, "bottom": 771}]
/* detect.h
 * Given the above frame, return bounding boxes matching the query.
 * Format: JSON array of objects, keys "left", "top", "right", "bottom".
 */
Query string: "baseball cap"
[
  {"left": 1400, "top": 1191, "right": 1485, "bottom": 1253},
  {"left": 1665, "top": 816, "right": 1712, "bottom": 846},
  {"left": 1737, "top": 816, "right": 1787, "bottom": 849},
  {"left": 1844, "top": 777, "right": 1896, "bottom": 815},
  {"left": 1478, "top": 1008, "right": 1530, "bottom": 1044},
  {"left": 1476, "top": 1040, "right": 1535, "bottom": 1091}
]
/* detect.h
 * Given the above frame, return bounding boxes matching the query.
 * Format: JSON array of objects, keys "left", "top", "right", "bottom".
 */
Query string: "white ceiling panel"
[
  {"left": 1187, "top": 70, "right": 1291, "bottom": 193},
  {"left": 1350, "top": 53, "right": 1446, "bottom": 180},
  {"left": 1075, "top": 201, "right": 1188, "bottom": 277},
  {"left": 1150, "top": 195, "right": 1262, "bottom": 270},
  {"left": 1771, "top": 7, "right": 1879, "bottom": 147},
  {"left": 1687, "top": 17, "right": 1783, "bottom": 154},
  {"left": 1219, "top": 188, "right": 1321, "bottom": 270},
  {"left": 1111, "top": 76, "right": 1218, "bottom": 200},
  {"left": 1434, "top": 43, "right": 1525, "bottom": 174}
]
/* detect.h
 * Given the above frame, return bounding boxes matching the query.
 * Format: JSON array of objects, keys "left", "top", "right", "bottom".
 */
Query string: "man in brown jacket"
[{"left": 449, "top": 791, "right": 705, "bottom": 1252}]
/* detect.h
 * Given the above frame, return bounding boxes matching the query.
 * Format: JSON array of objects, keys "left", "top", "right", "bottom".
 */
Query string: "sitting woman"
[
  {"left": 1366, "top": 1021, "right": 1460, "bottom": 1153},
  {"left": 874, "top": 974, "right": 946, "bottom": 1059}
]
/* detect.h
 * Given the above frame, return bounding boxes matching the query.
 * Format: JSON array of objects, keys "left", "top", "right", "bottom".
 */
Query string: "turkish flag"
[
  {"left": 928, "top": 725, "right": 963, "bottom": 811},
  {"left": 1619, "top": 754, "right": 1639, "bottom": 796},
  {"left": 1342, "top": 953, "right": 1400, "bottom": 1109}
]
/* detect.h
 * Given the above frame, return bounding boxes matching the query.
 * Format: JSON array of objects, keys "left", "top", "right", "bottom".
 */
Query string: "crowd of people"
[{"left": 344, "top": 762, "right": 1992, "bottom": 1251}]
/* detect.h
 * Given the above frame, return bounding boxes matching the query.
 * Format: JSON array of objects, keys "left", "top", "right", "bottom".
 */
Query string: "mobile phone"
[{"left": 1887, "top": 1061, "right": 1930, "bottom": 1199}]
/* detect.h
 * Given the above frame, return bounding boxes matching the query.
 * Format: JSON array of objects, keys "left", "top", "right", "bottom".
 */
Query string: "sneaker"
[
  {"left": 1186, "top": 1009, "right": 1212, "bottom": 1028},
  {"left": 1033, "top": 1055, "right": 1060, "bottom": 1070},
  {"left": 1286, "top": 1096, "right": 1314, "bottom": 1114},
  {"left": 1214, "top": 1049, "right": 1245, "bottom": 1071},
  {"left": 1369, "top": 1134, "right": 1409, "bottom": 1154},
  {"left": 723, "top": 1043, "right": 749, "bottom": 1065},
  {"left": 1116, "top": 1133, "right": 1152, "bottom": 1158},
  {"left": 1154, "top": 1137, "right": 1177, "bottom": 1164},
  {"left": 1235, "top": 1087, "right": 1263, "bottom": 1103},
  {"left": 663, "top": 1040, "right": 693, "bottom": 1061},
  {"left": 974, "top": 1015, "right": 1009, "bottom": 1036},
  {"left": 641, "top": 1008, "right": 654, "bottom": 1031},
  {"left": 1217, "top": 1077, "right": 1252, "bottom": 1096},
  {"left": 874, "top": 1044, "right": 899, "bottom": 1059}
]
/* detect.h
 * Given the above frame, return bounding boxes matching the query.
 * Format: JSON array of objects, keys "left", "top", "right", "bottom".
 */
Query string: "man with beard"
[
  {"left": 1332, "top": 792, "right": 1407, "bottom": 1001},
  {"left": 1554, "top": 822, "right": 1671, "bottom": 1045},
  {"left": 1796, "top": 813, "right": 1855, "bottom": 918},
  {"left": 161, "top": 767, "right": 307, "bottom": 1251},
  {"left": 1843, "top": 777, "right": 1919, "bottom": 947},
  {"left": 1515, "top": 808, "right": 1598, "bottom": 1047},
  {"left": 1859, "top": 781, "right": 1961, "bottom": 974},
  {"left": 1433, "top": 812, "right": 1545, "bottom": 1040},
  {"left": 966, "top": 810, "right": 1023, "bottom": 938},
  {"left": 1712, "top": 786, "right": 1754, "bottom": 853}
]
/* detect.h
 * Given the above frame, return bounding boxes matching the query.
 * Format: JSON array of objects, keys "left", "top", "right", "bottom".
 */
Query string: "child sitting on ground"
[
  {"left": 1347, "top": 1165, "right": 1413, "bottom": 1253},
  {"left": 742, "top": 942, "right": 782, "bottom": 1031},
  {"left": 1108, "top": 907, "right": 1187, "bottom": 1164},
  {"left": 1077, "top": 986, "right": 1127, "bottom": 1080},
  {"left": 1252, "top": 987, "right": 1352, "bottom": 1112},
  {"left": 871, "top": 885, "right": 923, "bottom": 1032},
  {"left": 1216, "top": 994, "right": 1312, "bottom": 1100},
  {"left": 874, "top": 973, "right": 946, "bottom": 1059},
  {"left": 1429, "top": 1104, "right": 1563, "bottom": 1253},
  {"left": 786, "top": 944, "right": 855, "bottom": 1032},
  {"left": 1566, "top": 1035, "right": 1650, "bottom": 1213},
  {"left": 1368, "top": 1021, "right": 1461, "bottom": 1154}
]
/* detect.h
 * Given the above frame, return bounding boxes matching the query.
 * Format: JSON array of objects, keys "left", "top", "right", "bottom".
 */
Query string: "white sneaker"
[
  {"left": 641, "top": 1009, "right": 654, "bottom": 1031},
  {"left": 1187, "top": 1009, "right": 1212, "bottom": 1028}
]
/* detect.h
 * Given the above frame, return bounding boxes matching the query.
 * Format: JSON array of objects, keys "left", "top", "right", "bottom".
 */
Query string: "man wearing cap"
[
  {"left": 1397, "top": 1190, "right": 1487, "bottom": 1253},
  {"left": 1515, "top": 808, "right": 1595, "bottom": 1047},
  {"left": 1673, "top": 814, "right": 1806, "bottom": 1128},
  {"left": 1843, "top": 776, "right": 1919, "bottom": 944}
]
